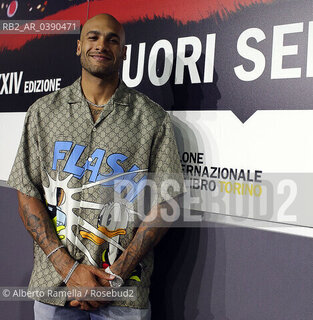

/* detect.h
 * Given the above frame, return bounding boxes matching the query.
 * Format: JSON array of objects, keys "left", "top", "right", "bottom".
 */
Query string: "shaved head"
[{"left": 81, "top": 13, "right": 125, "bottom": 45}]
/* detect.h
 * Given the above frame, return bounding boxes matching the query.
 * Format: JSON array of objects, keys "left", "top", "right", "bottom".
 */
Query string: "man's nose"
[{"left": 95, "top": 39, "right": 109, "bottom": 51}]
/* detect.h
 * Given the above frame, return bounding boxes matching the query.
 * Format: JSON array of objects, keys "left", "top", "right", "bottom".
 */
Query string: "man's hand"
[
  {"left": 67, "top": 264, "right": 114, "bottom": 288},
  {"left": 67, "top": 264, "right": 114, "bottom": 310}
]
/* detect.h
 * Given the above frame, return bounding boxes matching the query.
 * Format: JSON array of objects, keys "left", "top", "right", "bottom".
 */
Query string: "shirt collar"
[{"left": 67, "top": 77, "right": 129, "bottom": 106}]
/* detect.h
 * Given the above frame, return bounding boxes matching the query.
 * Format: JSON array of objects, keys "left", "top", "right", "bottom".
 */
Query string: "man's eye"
[
  {"left": 88, "top": 36, "right": 97, "bottom": 40},
  {"left": 110, "top": 39, "right": 119, "bottom": 43}
]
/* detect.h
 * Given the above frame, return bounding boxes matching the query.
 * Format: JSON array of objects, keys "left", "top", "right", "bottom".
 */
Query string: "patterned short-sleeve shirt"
[{"left": 8, "top": 78, "right": 184, "bottom": 308}]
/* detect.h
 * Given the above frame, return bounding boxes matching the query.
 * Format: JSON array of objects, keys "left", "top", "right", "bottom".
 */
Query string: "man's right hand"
[{"left": 66, "top": 263, "right": 115, "bottom": 310}]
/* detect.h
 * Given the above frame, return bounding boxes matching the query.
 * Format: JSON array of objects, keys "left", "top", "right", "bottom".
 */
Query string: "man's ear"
[
  {"left": 76, "top": 40, "right": 81, "bottom": 56},
  {"left": 122, "top": 45, "right": 127, "bottom": 60}
]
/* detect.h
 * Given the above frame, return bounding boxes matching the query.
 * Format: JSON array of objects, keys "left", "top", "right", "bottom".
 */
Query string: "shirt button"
[
  {"left": 88, "top": 157, "right": 93, "bottom": 162},
  {"left": 93, "top": 127, "right": 96, "bottom": 132}
]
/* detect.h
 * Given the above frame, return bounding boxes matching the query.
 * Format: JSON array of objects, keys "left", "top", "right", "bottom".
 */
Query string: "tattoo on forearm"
[
  {"left": 49, "top": 248, "right": 75, "bottom": 276},
  {"left": 17, "top": 192, "right": 76, "bottom": 278},
  {"left": 20, "top": 203, "right": 60, "bottom": 253},
  {"left": 113, "top": 207, "right": 169, "bottom": 278}
]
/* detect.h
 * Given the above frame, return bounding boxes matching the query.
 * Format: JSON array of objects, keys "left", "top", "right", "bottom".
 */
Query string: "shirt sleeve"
[
  {"left": 149, "top": 112, "right": 186, "bottom": 205},
  {"left": 7, "top": 104, "right": 44, "bottom": 200}
]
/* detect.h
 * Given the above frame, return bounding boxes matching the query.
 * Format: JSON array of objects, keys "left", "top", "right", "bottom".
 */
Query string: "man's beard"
[{"left": 80, "top": 54, "right": 117, "bottom": 79}]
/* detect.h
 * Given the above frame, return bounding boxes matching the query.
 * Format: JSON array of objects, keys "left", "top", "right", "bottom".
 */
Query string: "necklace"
[{"left": 85, "top": 98, "right": 106, "bottom": 108}]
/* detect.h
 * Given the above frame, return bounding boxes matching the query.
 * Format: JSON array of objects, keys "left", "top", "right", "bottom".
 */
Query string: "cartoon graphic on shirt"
[
  {"left": 79, "top": 202, "right": 142, "bottom": 282},
  {"left": 44, "top": 142, "right": 147, "bottom": 280},
  {"left": 46, "top": 187, "right": 66, "bottom": 240},
  {"left": 80, "top": 202, "right": 127, "bottom": 260},
  {"left": 43, "top": 169, "right": 145, "bottom": 280}
]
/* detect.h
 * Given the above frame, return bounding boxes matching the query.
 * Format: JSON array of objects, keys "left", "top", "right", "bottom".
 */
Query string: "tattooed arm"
[
  {"left": 17, "top": 191, "right": 114, "bottom": 310},
  {"left": 17, "top": 191, "right": 71, "bottom": 270},
  {"left": 109, "top": 197, "right": 180, "bottom": 281}
]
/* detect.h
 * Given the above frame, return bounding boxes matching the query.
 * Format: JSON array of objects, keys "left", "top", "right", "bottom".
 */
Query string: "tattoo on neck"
[{"left": 89, "top": 104, "right": 103, "bottom": 122}]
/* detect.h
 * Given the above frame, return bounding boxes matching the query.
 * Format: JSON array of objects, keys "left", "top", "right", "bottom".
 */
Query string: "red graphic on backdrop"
[
  {"left": 7, "top": 1, "right": 18, "bottom": 18},
  {"left": 0, "top": 0, "right": 274, "bottom": 51}
]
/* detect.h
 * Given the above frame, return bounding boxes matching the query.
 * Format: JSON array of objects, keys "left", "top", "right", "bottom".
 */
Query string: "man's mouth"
[{"left": 90, "top": 54, "right": 112, "bottom": 62}]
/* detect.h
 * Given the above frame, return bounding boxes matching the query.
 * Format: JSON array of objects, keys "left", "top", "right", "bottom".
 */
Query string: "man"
[{"left": 8, "top": 13, "right": 184, "bottom": 320}]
